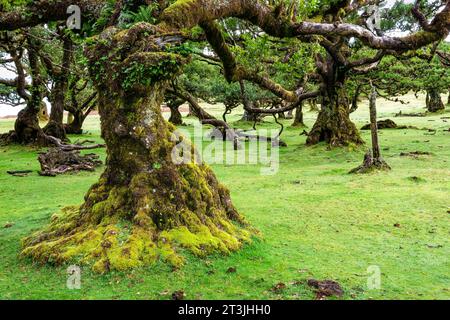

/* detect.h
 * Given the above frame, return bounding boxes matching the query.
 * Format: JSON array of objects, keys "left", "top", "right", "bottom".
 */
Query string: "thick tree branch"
[{"left": 0, "top": 0, "right": 106, "bottom": 31}]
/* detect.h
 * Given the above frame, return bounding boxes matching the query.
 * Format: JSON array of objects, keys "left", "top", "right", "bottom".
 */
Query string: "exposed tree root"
[
  {"left": 306, "top": 106, "right": 364, "bottom": 147},
  {"left": 349, "top": 150, "right": 391, "bottom": 174},
  {"left": 0, "top": 130, "right": 18, "bottom": 146},
  {"left": 22, "top": 162, "right": 253, "bottom": 273}
]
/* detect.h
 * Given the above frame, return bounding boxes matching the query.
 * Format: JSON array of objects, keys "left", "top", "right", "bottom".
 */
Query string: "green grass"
[{"left": 0, "top": 93, "right": 449, "bottom": 300}]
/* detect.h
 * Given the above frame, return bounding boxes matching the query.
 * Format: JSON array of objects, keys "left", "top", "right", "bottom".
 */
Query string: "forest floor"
[{"left": 0, "top": 93, "right": 449, "bottom": 300}]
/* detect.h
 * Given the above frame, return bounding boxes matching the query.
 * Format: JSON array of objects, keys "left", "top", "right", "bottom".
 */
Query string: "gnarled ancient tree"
[{"left": 1, "top": 0, "right": 448, "bottom": 272}]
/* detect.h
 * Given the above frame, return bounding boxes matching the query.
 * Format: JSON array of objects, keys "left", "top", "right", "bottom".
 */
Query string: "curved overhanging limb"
[
  {"left": 2, "top": 0, "right": 449, "bottom": 49},
  {"left": 22, "top": 24, "right": 252, "bottom": 273}
]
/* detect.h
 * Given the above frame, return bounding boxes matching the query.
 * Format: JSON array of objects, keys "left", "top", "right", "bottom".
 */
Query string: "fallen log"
[
  {"left": 38, "top": 148, "right": 103, "bottom": 176},
  {"left": 7, "top": 170, "right": 33, "bottom": 177}
]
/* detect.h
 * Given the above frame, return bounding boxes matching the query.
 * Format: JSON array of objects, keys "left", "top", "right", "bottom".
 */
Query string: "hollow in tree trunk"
[
  {"left": 167, "top": 98, "right": 184, "bottom": 125},
  {"left": 306, "top": 85, "right": 363, "bottom": 147},
  {"left": 38, "top": 102, "right": 49, "bottom": 122},
  {"left": 21, "top": 24, "right": 252, "bottom": 273},
  {"left": 65, "top": 110, "right": 84, "bottom": 134},
  {"left": 426, "top": 89, "right": 445, "bottom": 112}
]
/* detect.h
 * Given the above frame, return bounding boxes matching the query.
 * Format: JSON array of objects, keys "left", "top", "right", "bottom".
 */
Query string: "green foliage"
[
  {"left": 119, "top": 4, "right": 159, "bottom": 28},
  {"left": 90, "top": 0, "right": 117, "bottom": 33},
  {"left": 122, "top": 53, "right": 181, "bottom": 90},
  {"left": 380, "top": 0, "right": 444, "bottom": 32},
  {"left": 361, "top": 47, "right": 450, "bottom": 98},
  {"left": 179, "top": 58, "right": 272, "bottom": 106},
  {"left": 0, "top": 0, "right": 29, "bottom": 11}
]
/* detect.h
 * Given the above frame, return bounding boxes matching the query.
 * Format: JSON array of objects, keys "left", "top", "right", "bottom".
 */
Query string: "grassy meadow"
[{"left": 0, "top": 93, "right": 449, "bottom": 300}]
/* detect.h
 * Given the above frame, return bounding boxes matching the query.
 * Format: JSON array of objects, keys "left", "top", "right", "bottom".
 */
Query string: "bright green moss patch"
[
  {"left": 20, "top": 159, "right": 253, "bottom": 273},
  {"left": 21, "top": 204, "right": 252, "bottom": 273}
]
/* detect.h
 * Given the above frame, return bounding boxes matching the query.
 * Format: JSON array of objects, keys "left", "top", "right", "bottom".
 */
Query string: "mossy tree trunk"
[
  {"left": 167, "top": 98, "right": 184, "bottom": 125},
  {"left": 65, "top": 110, "right": 84, "bottom": 134},
  {"left": 291, "top": 103, "right": 305, "bottom": 127},
  {"left": 426, "top": 89, "right": 445, "bottom": 112},
  {"left": 350, "top": 85, "right": 390, "bottom": 173},
  {"left": 306, "top": 57, "right": 363, "bottom": 147},
  {"left": 240, "top": 109, "right": 259, "bottom": 122},
  {"left": 22, "top": 24, "right": 251, "bottom": 273},
  {"left": 306, "top": 84, "right": 363, "bottom": 146},
  {"left": 43, "top": 80, "right": 68, "bottom": 140},
  {"left": 43, "top": 36, "right": 72, "bottom": 140},
  {"left": 13, "top": 45, "right": 48, "bottom": 145}
]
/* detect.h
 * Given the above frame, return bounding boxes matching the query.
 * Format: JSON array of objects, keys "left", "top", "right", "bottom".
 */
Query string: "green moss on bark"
[{"left": 21, "top": 23, "right": 253, "bottom": 273}]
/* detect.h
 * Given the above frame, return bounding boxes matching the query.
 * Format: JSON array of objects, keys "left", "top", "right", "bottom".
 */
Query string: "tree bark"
[
  {"left": 22, "top": 24, "right": 251, "bottom": 273},
  {"left": 240, "top": 109, "right": 259, "bottom": 122},
  {"left": 43, "top": 80, "right": 68, "bottom": 140},
  {"left": 292, "top": 103, "right": 305, "bottom": 127},
  {"left": 65, "top": 110, "right": 84, "bottom": 134},
  {"left": 13, "top": 44, "right": 48, "bottom": 145},
  {"left": 307, "top": 85, "right": 363, "bottom": 146},
  {"left": 167, "top": 98, "right": 184, "bottom": 125},
  {"left": 349, "top": 85, "right": 390, "bottom": 174},
  {"left": 426, "top": 89, "right": 445, "bottom": 112},
  {"left": 43, "top": 36, "right": 72, "bottom": 140}
]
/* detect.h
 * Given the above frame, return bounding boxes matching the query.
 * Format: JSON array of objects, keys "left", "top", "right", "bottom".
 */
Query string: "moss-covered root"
[{"left": 21, "top": 164, "right": 253, "bottom": 273}]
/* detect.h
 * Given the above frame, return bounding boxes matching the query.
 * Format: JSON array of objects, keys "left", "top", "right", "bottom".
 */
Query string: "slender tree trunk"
[
  {"left": 43, "top": 37, "right": 72, "bottom": 140},
  {"left": 307, "top": 85, "right": 363, "bottom": 146},
  {"left": 22, "top": 24, "right": 251, "bottom": 273},
  {"left": 44, "top": 81, "right": 68, "bottom": 140},
  {"left": 308, "top": 98, "right": 319, "bottom": 112},
  {"left": 369, "top": 88, "right": 381, "bottom": 160},
  {"left": 426, "top": 89, "right": 445, "bottom": 112},
  {"left": 349, "top": 85, "right": 390, "bottom": 173}
]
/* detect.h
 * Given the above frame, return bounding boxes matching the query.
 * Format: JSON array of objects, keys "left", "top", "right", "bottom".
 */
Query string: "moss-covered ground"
[{"left": 0, "top": 93, "right": 449, "bottom": 299}]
